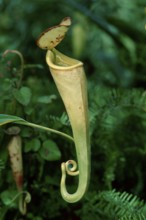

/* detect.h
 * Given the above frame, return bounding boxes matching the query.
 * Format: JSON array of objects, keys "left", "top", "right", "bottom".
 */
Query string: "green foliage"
[
  {"left": 1, "top": 0, "right": 146, "bottom": 219},
  {"left": 39, "top": 139, "right": 61, "bottom": 161},
  {"left": 0, "top": 190, "right": 18, "bottom": 206},
  {"left": 24, "top": 138, "right": 41, "bottom": 153},
  {"left": 78, "top": 189, "right": 146, "bottom": 220},
  {"left": 13, "top": 86, "right": 32, "bottom": 106}
]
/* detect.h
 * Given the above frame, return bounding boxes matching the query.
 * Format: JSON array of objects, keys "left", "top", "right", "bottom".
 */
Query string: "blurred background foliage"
[{"left": 1, "top": 0, "right": 146, "bottom": 219}]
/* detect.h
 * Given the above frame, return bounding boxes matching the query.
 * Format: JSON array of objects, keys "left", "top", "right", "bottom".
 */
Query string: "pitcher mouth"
[{"left": 46, "top": 49, "right": 83, "bottom": 70}]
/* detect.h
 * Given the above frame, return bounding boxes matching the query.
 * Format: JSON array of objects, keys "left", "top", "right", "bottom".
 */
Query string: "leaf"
[
  {"left": 13, "top": 86, "right": 32, "bottom": 106},
  {"left": 0, "top": 190, "right": 17, "bottom": 206},
  {"left": 21, "top": 127, "right": 33, "bottom": 137},
  {"left": 24, "top": 138, "right": 41, "bottom": 152},
  {"left": 39, "top": 140, "right": 61, "bottom": 161},
  {"left": 2, "top": 79, "right": 12, "bottom": 91},
  {"left": 0, "top": 114, "right": 73, "bottom": 142},
  {"left": 0, "top": 114, "right": 25, "bottom": 126},
  {"left": 37, "top": 95, "right": 56, "bottom": 104}
]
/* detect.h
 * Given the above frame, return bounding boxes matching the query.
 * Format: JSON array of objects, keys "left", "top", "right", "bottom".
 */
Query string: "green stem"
[{"left": 16, "top": 121, "right": 74, "bottom": 142}]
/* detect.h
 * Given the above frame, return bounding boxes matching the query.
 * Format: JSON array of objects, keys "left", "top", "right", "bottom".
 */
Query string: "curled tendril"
[
  {"left": 63, "top": 160, "right": 79, "bottom": 176},
  {"left": 2, "top": 49, "right": 24, "bottom": 88},
  {"left": 4, "top": 191, "right": 31, "bottom": 215},
  {"left": 19, "top": 191, "right": 31, "bottom": 215}
]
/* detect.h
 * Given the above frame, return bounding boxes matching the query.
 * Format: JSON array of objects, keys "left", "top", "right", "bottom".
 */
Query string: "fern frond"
[
  {"left": 79, "top": 190, "right": 146, "bottom": 220},
  {"left": 49, "top": 112, "right": 70, "bottom": 126},
  {"left": 89, "top": 105, "right": 99, "bottom": 135},
  {"left": 119, "top": 214, "right": 146, "bottom": 220}
]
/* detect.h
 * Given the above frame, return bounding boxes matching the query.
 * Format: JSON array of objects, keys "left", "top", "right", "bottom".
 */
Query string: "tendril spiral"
[{"left": 64, "top": 160, "right": 79, "bottom": 176}]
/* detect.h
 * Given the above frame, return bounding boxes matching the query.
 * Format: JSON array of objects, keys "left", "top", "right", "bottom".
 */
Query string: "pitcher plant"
[
  {"left": 36, "top": 16, "right": 91, "bottom": 203},
  {"left": 46, "top": 48, "right": 90, "bottom": 203}
]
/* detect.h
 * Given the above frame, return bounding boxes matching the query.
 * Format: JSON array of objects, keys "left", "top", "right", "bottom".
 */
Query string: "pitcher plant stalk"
[{"left": 46, "top": 48, "right": 90, "bottom": 203}]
